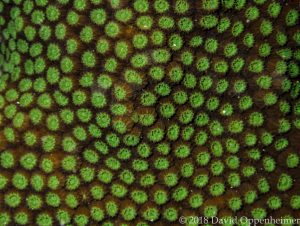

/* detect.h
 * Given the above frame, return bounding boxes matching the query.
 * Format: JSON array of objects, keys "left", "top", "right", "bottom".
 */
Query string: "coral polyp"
[{"left": 0, "top": 0, "right": 300, "bottom": 225}]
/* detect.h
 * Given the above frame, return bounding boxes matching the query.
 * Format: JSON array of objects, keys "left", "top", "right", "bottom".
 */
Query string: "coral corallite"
[{"left": 0, "top": 0, "right": 300, "bottom": 225}]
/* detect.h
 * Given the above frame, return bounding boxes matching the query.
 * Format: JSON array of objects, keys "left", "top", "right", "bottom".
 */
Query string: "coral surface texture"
[{"left": 0, "top": 0, "right": 300, "bottom": 225}]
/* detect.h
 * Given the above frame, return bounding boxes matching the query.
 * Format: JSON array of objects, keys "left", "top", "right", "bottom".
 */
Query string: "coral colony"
[{"left": 0, "top": 0, "right": 300, "bottom": 225}]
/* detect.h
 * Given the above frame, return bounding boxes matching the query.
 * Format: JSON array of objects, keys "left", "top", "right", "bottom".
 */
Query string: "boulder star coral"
[{"left": 0, "top": 0, "right": 300, "bottom": 225}]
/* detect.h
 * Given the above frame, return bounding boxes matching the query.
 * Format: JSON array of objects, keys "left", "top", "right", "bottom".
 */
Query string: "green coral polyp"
[{"left": 46, "top": 192, "right": 61, "bottom": 207}]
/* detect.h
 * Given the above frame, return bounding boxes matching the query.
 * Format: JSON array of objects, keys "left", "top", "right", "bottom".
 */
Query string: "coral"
[
  {"left": 14, "top": 212, "right": 29, "bottom": 225},
  {"left": 0, "top": 0, "right": 300, "bottom": 224}
]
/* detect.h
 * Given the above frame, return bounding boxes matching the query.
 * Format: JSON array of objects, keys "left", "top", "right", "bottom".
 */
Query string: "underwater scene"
[{"left": 0, "top": 0, "right": 300, "bottom": 225}]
